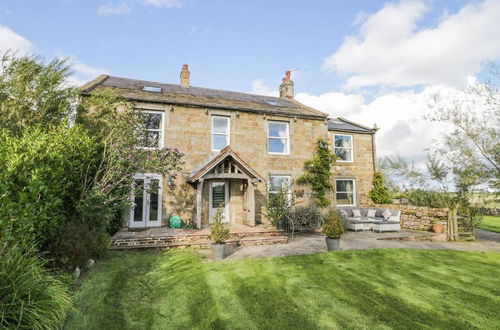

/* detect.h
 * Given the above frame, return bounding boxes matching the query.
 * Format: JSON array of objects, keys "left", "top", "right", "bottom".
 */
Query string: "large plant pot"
[
  {"left": 432, "top": 224, "right": 443, "bottom": 234},
  {"left": 325, "top": 237, "right": 341, "bottom": 251},
  {"left": 211, "top": 243, "right": 226, "bottom": 260}
]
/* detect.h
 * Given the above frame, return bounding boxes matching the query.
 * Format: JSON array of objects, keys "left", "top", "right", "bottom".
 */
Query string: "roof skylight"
[
  {"left": 143, "top": 85, "right": 162, "bottom": 93},
  {"left": 265, "top": 100, "right": 278, "bottom": 106}
]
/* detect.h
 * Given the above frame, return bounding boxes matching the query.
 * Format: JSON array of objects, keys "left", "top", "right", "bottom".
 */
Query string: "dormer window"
[{"left": 143, "top": 85, "right": 162, "bottom": 93}]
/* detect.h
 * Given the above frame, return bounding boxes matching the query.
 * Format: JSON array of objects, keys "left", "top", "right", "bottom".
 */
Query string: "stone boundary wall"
[{"left": 366, "top": 204, "right": 449, "bottom": 234}]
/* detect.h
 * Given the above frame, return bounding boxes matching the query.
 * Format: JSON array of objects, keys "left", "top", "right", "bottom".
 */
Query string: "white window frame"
[
  {"left": 268, "top": 175, "right": 292, "bottom": 201},
  {"left": 334, "top": 134, "right": 354, "bottom": 163},
  {"left": 267, "top": 121, "right": 290, "bottom": 155},
  {"left": 335, "top": 179, "right": 356, "bottom": 206},
  {"left": 135, "top": 110, "right": 165, "bottom": 149},
  {"left": 211, "top": 115, "right": 230, "bottom": 152}
]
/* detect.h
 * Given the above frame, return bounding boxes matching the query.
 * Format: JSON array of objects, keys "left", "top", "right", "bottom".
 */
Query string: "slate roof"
[
  {"left": 79, "top": 75, "right": 328, "bottom": 120},
  {"left": 328, "top": 117, "right": 376, "bottom": 134}
]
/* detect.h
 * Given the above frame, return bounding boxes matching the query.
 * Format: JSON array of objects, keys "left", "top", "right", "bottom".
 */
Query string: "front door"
[
  {"left": 209, "top": 181, "right": 229, "bottom": 223},
  {"left": 129, "top": 174, "right": 162, "bottom": 228}
]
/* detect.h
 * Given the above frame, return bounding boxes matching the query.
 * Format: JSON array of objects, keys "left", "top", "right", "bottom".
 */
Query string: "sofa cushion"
[
  {"left": 340, "top": 209, "right": 348, "bottom": 218},
  {"left": 382, "top": 209, "right": 392, "bottom": 220},
  {"left": 352, "top": 209, "right": 361, "bottom": 217},
  {"left": 367, "top": 209, "right": 377, "bottom": 218}
]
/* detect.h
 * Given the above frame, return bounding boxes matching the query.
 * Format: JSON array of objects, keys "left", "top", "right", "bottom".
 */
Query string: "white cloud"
[
  {"left": 138, "top": 0, "right": 183, "bottom": 8},
  {"left": 325, "top": 0, "right": 500, "bottom": 89},
  {"left": 295, "top": 92, "right": 365, "bottom": 118},
  {"left": 251, "top": 79, "right": 279, "bottom": 97},
  {"left": 57, "top": 53, "right": 110, "bottom": 87},
  {"left": 97, "top": 2, "right": 132, "bottom": 16},
  {"left": 0, "top": 25, "right": 32, "bottom": 54}
]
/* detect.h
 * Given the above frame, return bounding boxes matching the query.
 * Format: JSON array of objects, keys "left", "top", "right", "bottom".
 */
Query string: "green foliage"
[
  {"left": 368, "top": 171, "right": 392, "bottom": 204},
  {"left": 210, "top": 205, "right": 230, "bottom": 244},
  {"left": 45, "top": 220, "right": 111, "bottom": 269},
  {"left": 0, "top": 52, "right": 75, "bottom": 136},
  {"left": 322, "top": 209, "right": 344, "bottom": 238},
  {"left": 407, "top": 189, "right": 450, "bottom": 208},
  {"left": 296, "top": 138, "right": 336, "bottom": 207},
  {"left": 286, "top": 204, "right": 325, "bottom": 230},
  {"left": 264, "top": 186, "right": 292, "bottom": 226},
  {"left": 0, "top": 232, "right": 72, "bottom": 329},
  {"left": 0, "top": 125, "right": 102, "bottom": 249}
]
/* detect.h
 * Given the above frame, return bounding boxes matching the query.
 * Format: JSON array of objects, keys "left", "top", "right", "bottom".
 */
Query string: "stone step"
[{"left": 109, "top": 235, "right": 288, "bottom": 250}]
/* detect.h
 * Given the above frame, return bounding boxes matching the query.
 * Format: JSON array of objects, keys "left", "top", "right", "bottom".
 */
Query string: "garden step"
[{"left": 110, "top": 230, "right": 288, "bottom": 250}]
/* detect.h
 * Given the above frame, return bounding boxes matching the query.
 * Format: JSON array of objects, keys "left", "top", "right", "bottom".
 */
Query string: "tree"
[
  {"left": 0, "top": 52, "right": 75, "bottom": 136},
  {"left": 426, "top": 65, "right": 500, "bottom": 191},
  {"left": 368, "top": 171, "right": 392, "bottom": 204}
]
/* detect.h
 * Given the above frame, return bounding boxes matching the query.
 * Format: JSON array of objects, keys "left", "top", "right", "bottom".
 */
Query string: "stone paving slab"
[{"left": 205, "top": 230, "right": 500, "bottom": 261}]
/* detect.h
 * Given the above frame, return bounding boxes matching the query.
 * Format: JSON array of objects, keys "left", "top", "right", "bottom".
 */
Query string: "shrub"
[
  {"left": 0, "top": 233, "right": 72, "bottom": 329},
  {"left": 210, "top": 205, "right": 230, "bottom": 244},
  {"left": 264, "top": 186, "right": 292, "bottom": 226},
  {"left": 407, "top": 189, "right": 448, "bottom": 208},
  {"left": 0, "top": 126, "right": 102, "bottom": 249},
  {"left": 322, "top": 209, "right": 344, "bottom": 239},
  {"left": 287, "top": 205, "right": 325, "bottom": 230},
  {"left": 45, "top": 220, "right": 110, "bottom": 269},
  {"left": 368, "top": 171, "right": 392, "bottom": 204}
]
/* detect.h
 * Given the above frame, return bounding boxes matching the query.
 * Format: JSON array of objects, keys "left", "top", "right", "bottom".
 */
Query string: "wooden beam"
[
  {"left": 247, "top": 181, "right": 255, "bottom": 227},
  {"left": 196, "top": 179, "right": 203, "bottom": 229},
  {"left": 204, "top": 173, "right": 250, "bottom": 180}
]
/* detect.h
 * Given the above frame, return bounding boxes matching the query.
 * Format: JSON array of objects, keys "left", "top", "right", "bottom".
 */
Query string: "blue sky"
[
  {"left": 1, "top": 0, "right": 499, "bottom": 165},
  {"left": 0, "top": 0, "right": 473, "bottom": 93}
]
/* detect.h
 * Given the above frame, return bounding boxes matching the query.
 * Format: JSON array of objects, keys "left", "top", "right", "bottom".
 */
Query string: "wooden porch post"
[
  {"left": 248, "top": 180, "right": 256, "bottom": 226},
  {"left": 196, "top": 179, "right": 203, "bottom": 229}
]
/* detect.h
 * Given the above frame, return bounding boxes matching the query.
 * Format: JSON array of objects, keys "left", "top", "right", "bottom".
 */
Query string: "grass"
[
  {"left": 478, "top": 216, "right": 500, "bottom": 233},
  {"left": 65, "top": 249, "right": 500, "bottom": 330}
]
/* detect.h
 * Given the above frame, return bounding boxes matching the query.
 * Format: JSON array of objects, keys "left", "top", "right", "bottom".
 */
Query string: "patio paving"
[{"left": 209, "top": 230, "right": 500, "bottom": 261}]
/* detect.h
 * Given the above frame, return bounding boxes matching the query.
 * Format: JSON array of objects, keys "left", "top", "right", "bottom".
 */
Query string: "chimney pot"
[
  {"left": 279, "top": 70, "right": 294, "bottom": 99},
  {"left": 180, "top": 64, "right": 190, "bottom": 88}
]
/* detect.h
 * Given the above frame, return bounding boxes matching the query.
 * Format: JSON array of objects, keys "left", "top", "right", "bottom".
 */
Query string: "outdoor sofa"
[{"left": 339, "top": 207, "right": 401, "bottom": 232}]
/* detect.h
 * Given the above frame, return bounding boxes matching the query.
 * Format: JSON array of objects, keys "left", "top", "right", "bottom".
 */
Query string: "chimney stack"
[
  {"left": 279, "top": 70, "right": 294, "bottom": 99},
  {"left": 180, "top": 64, "right": 190, "bottom": 88}
]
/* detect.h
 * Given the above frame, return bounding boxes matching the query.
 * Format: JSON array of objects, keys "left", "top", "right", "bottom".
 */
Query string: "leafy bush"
[
  {"left": 286, "top": 205, "right": 325, "bottom": 230},
  {"left": 0, "top": 126, "right": 102, "bottom": 249},
  {"left": 407, "top": 189, "right": 449, "bottom": 208},
  {"left": 210, "top": 205, "right": 230, "bottom": 244},
  {"left": 264, "top": 186, "right": 292, "bottom": 226},
  {"left": 369, "top": 171, "right": 392, "bottom": 204},
  {"left": 0, "top": 233, "right": 72, "bottom": 329},
  {"left": 45, "top": 220, "right": 110, "bottom": 269},
  {"left": 322, "top": 209, "right": 344, "bottom": 239}
]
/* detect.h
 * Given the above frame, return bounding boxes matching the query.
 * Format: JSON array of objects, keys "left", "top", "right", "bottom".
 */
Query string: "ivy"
[{"left": 296, "top": 138, "right": 337, "bottom": 207}]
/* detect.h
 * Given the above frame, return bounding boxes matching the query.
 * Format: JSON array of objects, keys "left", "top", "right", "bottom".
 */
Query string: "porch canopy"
[{"left": 187, "top": 146, "right": 264, "bottom": 229}]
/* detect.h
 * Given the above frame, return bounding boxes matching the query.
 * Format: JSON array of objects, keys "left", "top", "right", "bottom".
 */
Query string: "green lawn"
[
  {"left": 65, "top": 249, "right": 500, "bottom": 330},
  {"left": 478, "top": 216, "right": 500, "bottom": 233}
]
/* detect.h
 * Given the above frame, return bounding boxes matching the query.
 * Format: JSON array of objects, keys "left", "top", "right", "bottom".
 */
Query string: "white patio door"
[
  {"left": 209, "top": 181, "right": 229, "bottom": 223},
  {"left": 129, "top": 174, "right": 162, "bottom": 228}
]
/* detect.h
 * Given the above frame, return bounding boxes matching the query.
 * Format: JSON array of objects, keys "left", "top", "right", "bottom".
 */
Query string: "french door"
[
  {"left": 209, "top": 181, "right": 229, "bottom": 224},
  {"left": 129, "top": 174, "right": 162, "bottom": 228}
]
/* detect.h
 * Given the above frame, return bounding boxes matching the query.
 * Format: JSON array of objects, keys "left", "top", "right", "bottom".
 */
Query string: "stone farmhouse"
[{"left": 80, "top": 65, "right": 377, "bottom": 229}]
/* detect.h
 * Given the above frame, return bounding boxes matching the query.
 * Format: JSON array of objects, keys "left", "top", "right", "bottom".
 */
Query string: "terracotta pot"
[
  {"left": 432, "top": 224, "right": 443, "bottom": 234},
  {"left": 325, "top": 237, "right": 341, "bottom": 251},
  {"left": 211, "top": 243, "right": 226, "bottom": 260}
]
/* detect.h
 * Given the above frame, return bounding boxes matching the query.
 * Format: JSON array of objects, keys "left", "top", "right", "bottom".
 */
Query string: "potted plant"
[
  {"left": 323, "top": 209, "right": 344, "bottom": 251},
  {"left": 432, "top": 219, "right": 443, "bottom": 234},
  {"left": 210, "top": 205, "right": 230, "bottom": 260}
]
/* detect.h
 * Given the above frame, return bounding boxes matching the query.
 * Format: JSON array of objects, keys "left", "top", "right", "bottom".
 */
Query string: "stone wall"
[
  {"left": 369, "top": 204, "right": 449, "bottom": 233},
  {"left": 330, "top": 131, "right": 375, "bottom": 206}
]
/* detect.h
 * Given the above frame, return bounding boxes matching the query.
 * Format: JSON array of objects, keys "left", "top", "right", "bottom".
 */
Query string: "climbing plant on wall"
[{"left": 296, "top": 138, "right": 337, "bottom": 207}]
